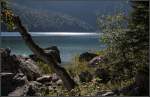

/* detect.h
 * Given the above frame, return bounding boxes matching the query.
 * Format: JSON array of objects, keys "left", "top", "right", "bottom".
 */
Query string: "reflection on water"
[
  {"left": 1, "top": 32, "right": 101, "bottom": 36},
  {"left": 1, "top": 32, "right": 105, "bottom": 62}
]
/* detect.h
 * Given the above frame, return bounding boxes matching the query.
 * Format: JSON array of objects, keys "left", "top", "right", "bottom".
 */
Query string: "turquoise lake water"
[{"left": 1, "top": 32, "right": 105, "bottom": 62}]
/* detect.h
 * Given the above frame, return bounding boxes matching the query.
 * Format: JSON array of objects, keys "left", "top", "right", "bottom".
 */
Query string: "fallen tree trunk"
[{"left": 11, "top": 16, "right": 76, "bottom": 90}]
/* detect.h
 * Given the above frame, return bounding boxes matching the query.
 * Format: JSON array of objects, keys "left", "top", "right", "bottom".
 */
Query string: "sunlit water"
[{"left": 1, "top": 32, "right": 105, "bottom": 63}]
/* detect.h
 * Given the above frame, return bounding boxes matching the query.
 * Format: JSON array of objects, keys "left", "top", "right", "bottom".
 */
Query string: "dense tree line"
[{"left": 98, "top": 1, "right": 149, "bottom": 80}]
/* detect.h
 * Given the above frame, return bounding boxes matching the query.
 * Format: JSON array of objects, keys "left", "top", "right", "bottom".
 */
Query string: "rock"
[
  {"left": 0, "top": 48, "right": 11, "bottom": 57},
  {"left": 45, "top": 82, "right": 52, "bottom": 86},
  {"left": 36, "top": 75, "right": 52, "bottom": 84},
  {"left": 95, "top": 68, "right": 110, "bottom": 83},
  {"left": 79, "top": 52, "right": 98, "bottom": 62},
  {"left": 1, "top": 72, "right": 16, "bottom": 96},
  {"left": 48, "top": 86, "right": 54, "bottom": 91},
  {"left": 51, "top": 73, "right": 60, "bottom": 82},
  {"left": 88, "top": 56, "right": 105, "bottom": 67},
  {"left": 8, "top": 85, "right": 29, "bottom": 96},
  {"left": 29, "top": 46, "right": 61, "bottom": 63},
  {"left": 26, "top": 81, "right": 42, "bottom": 96},
  {"left": 1, "top": 48, "right": 20, "bottom": 73},
  {"left": 96, "top": 91, "right": 116, "bottom": 96},
  {"left": 102, "top": 91, "right": 115, "bottom": 96},
  {"left": 56, "top": 79, "right": 63, "bottom": 86},
  {"left": 0, "top": 48, "right": 42, "bottom": 96},
  {"left": 12, "top": 73, "right": 28, "bottom": 86},
  {"left": 18, "top": 57, "right": 42, "bottom": 80},
  {"left": 79, "top": 71, "right": 93, "bottom": 82},
  {"left": 9, "top": 81, "right": 42, "bottom": 96},
  {"left": 1, "top": 48, "right": 42, "bottom": 81},
  {"left": 1, "top": 72, "right": 28, "bottom": 96}
]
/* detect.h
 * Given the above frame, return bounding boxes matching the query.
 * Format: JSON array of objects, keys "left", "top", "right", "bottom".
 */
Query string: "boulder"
[
  {"left": 56, "top": 79, "right": 63, "bottom": 86},
  {"left": 36, "top": 75, "right": 52, "bottom": 84},
  {"left": 1, "top": 48, "right": 42, "bottom": 81},
  {"left": 29, "top": 46, "right": 61, "bottom": 63},
  {"left": 1, "top": 48, "right": 20, "bottom": 73},
  {"left": 18, "top": 57, "right": 42, "bottom": 80},
  {"left": 79, "top": 52, "right": 98, "bottom": 62},
  {"left": 0, "top": 48, "right": 42, "bottom": 96},
  {"left": 96, "top": 90, "right": 117, "bottom": 96},
  {"left": 8, "top": 81, "right": 43, "bottom": 96},
  {"left": 88, "top": 56, "right": 105, "bottom": 67},
  {"left": 8, "top": 85, "right": 29, "bottom": 96},
  {"left": 12, "top": 73, "right": 28, "bottom": 86},
  {"left": 26, "top": 81, "right": 43, "bottom": 96},
  {"left": 79, "top": 71, "right": 93, "bottom": 82},
  {"left": 102, "top": 91, "right": 115, "bottom": 96},
  {"left": 95, "top": 68, "right": 110, "bottom": 83},
  {"left": 1, "top": 72, "right": 28, "bottom": 96},
  {"left": 51, "top": 73, "right": 60, "bottom": 82},
  {"left": 96, "top": 91, "right": 115, "bottom": 96}
]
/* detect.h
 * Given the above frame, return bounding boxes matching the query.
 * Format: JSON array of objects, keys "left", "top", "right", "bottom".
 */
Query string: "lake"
[{"left": 1, "top": 32, "right": 105, "bottom": 62}]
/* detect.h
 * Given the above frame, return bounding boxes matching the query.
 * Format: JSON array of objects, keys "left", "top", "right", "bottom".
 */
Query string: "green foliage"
[
  {"left": 44, "top": 78, "right": 134, "bottom": 96},
  {"left": 127, "top": 1, "right": 149, "bottom": 69},
  {"left": 1, "top": 0, "right": 15, "bottom": 31},
  {"left": 97, "top": 1, "right": 149, "bottom": 79},
  {"left": 38, "top": 54, "right": 135, "bottom": 96},
  {"left": 65, "top": 55, "right": 95, "bottom": 78},
  {"left": 36, "top": 60, "right": 54, "bottom": 74}
]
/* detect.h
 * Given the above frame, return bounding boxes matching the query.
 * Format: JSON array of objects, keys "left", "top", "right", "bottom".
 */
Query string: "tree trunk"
[{"left": 13, "top": 16, "right": 76, "bottom": 90}]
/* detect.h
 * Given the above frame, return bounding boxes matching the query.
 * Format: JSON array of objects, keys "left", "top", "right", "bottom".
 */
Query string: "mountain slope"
[{"left": 2, "top": 2, "right": 94, "bottom": 32}]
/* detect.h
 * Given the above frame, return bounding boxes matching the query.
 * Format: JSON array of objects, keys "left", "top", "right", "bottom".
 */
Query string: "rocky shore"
[
  {"left": 1, "top": 48, "right": 148, "bottom": 96},
  {"left": 0, "top": 48, "right": 62, "bottom": 96}
]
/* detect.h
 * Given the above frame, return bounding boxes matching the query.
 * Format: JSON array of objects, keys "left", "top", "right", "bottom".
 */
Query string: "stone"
[
  {"left": 8, "top": 85, "right": 29, "bottom": 96},
  {"left": 51, "top": 73, "right": 59, "bottom": 82},
  {"left": 12, "top": 73, "right": 28, "bottom": 86},
  {"left": 1, "top": 72, "right": 28, "bottom": 96},
  {"left": 56, "top": 79, "right": 63, "bottom": 86},
  {"left": 1, "top": 48, "right": 42, "bottom": 81},
  {"left": 79, "top": 71, "right": 93, "bottom": 82},
  {"left": 102, "top": 91, "right": 115, "bottom": 96},
  {"left": 0, "top": 48, "right": 42, "bottom": 96},
  {"left": 96, "top": 91, "right": 116, "bottom": 96},
  {"left": 88, "top": 56, "right": 105, "bottom": 67},
  {"left": 79, "top": 52, "right": 98, "bottom": 62},
  {"left": 1, "top": 48, "right": 20, "bottom": 73},
  {"left": 26, "top": 81, "right": 42, "bottom": 96},
  {"left": 36, "top": 75, "right": 52, "bottom": 84},
  {"left": 1, "top": 72, "right": 16, "bottom": 96},
  {"left": 48, "top": 86, "right": 54, "bottom": 91},
  {"left": 18, "top": 57, "right": 42, "bottom": 80},
  {"left": 8, "top": 81, "right": 42, "bottom": 96}
]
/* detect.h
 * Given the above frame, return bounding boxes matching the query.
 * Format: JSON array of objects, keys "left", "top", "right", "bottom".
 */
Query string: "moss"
[
  {"left": 36, "top": 60, "right": 54, "bottom": 74},
  {"left": 35, "top": 52, "right": 135, "bottom": 96},
  {"left": 64, "top": 55, "right": 96, "bottom": 78},
  {"left": 43, "top": 78, "right": 134, "bottom": 96}
]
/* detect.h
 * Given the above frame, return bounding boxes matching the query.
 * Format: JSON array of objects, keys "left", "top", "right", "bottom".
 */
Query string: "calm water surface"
[{"left": 1, "top": 32, "right": 105, "bottom": 62}]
